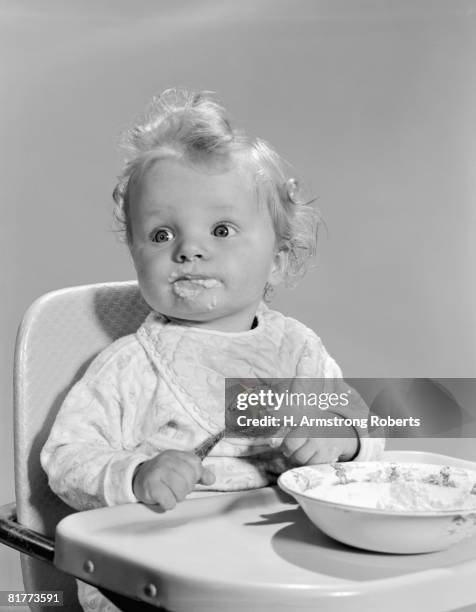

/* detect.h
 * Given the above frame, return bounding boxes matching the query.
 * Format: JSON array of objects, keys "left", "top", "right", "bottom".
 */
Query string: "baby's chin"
[
  {"left": 153, "top": 294, "right": 261, "bottom": 332},
  {"left": 174, "top": 292, "right": 220, "bottom": 313},
  {"left": 156, "top": 291, "right": 224, "bottom": 321}
]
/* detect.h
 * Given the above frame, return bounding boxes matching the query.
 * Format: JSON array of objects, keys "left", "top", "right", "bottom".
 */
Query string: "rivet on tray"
[
  {"left": 83, "top": 560, "right": 95, "bottom": 574},
  {"left": 143, "top": 583, "right": 158, "bottom": 598}
]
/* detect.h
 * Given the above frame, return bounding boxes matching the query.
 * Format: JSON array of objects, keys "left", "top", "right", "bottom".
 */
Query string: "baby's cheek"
[
  {"left": 137, "top": 273, "right": 169, "bottom": 309},
  {"left": 230, "top": 265, "right": 268, "bottom": 295}
]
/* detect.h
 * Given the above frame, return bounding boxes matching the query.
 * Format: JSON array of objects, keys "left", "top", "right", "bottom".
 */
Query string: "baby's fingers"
[
  {"left": 167, "top": 456, "right": 214, "bottom": 493},
  {"left": 287, "top": 439, "right": 320, "bottom": 466},
  {"left": 280, "top": 434, "right": 305, "bottom": 459},
  {"left": 154, "top": 483, "right": 178, "bottom": 511},
  {"left": 158, "top": 464, "right": 214, "bottom": 508},
  {"left": 294, "top": 440, "right": 344, "bottom": 466},
  {"left": 163, "top": 466, "right": 195, "bottom": 502},
  {"left": 199, "top": 466, "right": 216, "bottom": 486}
]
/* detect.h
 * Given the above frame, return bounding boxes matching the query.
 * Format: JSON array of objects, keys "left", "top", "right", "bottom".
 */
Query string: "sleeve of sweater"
[
  {"left": 40, "top": 338, "right": 151, "bottom": 510},
  {"left": 294, "top": 327, "right": 386, "bottom": 462}
]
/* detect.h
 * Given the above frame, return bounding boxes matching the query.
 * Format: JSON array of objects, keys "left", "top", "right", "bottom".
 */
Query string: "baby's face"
[{"left": 128, "top": 156, "right": 281, "bottom": 332}]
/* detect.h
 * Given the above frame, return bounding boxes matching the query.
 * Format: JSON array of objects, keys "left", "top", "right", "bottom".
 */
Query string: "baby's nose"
[
  {"left": 178, "top": 252, "right": 203, "bottom": 262},
  {"left": 173, "top": 236, "right": 208, "bottom": 262}
]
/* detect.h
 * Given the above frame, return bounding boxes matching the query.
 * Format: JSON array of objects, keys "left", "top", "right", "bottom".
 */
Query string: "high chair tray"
[{"left": 54, "top": 451, "right": 476, "bottom": 612}]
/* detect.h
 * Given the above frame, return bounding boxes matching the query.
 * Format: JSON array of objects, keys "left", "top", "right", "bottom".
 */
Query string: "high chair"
[
  {"left": 2, "top": 282, "right": 476, "bottom": 612},
  {"left": 0, "top": 281, "right": 151, "bottom": 611}
]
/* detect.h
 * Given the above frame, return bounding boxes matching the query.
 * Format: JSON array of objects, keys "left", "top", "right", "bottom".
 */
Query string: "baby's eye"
[
  {"left": 151, "top": 228, "right": 174, "bottom": 243},
  {"left": 212, "top": 223, "right": 236, "bottom": 238}
]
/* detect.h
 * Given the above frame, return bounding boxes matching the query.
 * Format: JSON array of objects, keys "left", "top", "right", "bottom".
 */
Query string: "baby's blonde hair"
[{"left": 113, "top": 88, "right": 320, "bottom": 290}]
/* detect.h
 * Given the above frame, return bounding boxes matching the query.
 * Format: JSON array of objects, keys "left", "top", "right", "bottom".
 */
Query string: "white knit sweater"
[{"left": 41, "top": 302, "right": 384, "bottom": 511}]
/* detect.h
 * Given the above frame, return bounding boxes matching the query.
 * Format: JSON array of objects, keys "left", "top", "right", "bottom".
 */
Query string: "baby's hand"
[
  {"left": 132, "top": 450, "right": 215, "bottom": 510},
  {"left": 280, "top": 422, "right": 358, "bottom": 465}
]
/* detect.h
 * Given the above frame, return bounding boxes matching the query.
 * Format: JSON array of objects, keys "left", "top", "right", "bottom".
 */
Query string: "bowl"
[{"left": 278, "top": 461, "right": 476, "bottom": 554}]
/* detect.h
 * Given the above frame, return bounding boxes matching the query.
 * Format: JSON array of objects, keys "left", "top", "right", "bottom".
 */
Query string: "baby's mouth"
[{"left": 171, "top": 275, "right": 222, "bottom": 299}]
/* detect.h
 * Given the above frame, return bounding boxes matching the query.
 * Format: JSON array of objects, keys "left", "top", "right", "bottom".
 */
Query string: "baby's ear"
[{"left": 268, "top": 248, "right": 288, "bottom": 286}]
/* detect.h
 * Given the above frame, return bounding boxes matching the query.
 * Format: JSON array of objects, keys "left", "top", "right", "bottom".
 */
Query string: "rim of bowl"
[{"left": 277, "top": 465, "right": 476, "bottom": 517}]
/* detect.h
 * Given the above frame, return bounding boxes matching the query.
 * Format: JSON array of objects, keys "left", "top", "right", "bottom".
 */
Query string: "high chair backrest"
[{"left": 14, "top": 281, "right": 150, "bottom": 611}]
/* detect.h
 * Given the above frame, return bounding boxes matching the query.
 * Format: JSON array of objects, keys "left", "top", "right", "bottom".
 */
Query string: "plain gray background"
[{"left": 1, "top": 0, "right": 475, "bottom": 597}]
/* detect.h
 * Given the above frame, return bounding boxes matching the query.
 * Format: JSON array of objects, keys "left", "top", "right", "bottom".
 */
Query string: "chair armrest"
[{"left": 0, "top": 502, "right": 54, "bottom": 563}]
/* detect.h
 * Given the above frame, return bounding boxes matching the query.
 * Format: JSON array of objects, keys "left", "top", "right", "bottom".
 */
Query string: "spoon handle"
[{"left": 194, "top": 430, "right": 225, "bottom": 459}]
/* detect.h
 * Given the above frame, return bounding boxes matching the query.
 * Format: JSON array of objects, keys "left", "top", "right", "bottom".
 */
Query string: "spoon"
[{"left": 194, "top": 430, "right": 226, "bottom": 459}]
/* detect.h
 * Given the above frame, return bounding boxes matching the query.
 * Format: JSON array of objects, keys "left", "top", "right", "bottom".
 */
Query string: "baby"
[{"left": 41, "top": 88, "right": 384, "bottom": 609}]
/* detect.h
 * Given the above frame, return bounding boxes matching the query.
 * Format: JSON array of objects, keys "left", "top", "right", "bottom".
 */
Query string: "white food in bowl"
[{"left": 308, "top": 480, "right": 476, "bottom": 512}]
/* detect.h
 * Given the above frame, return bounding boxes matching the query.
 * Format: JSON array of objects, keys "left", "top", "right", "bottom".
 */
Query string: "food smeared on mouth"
[{"left": 168, "top": 272, "right": 222, "bottom": 308}]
